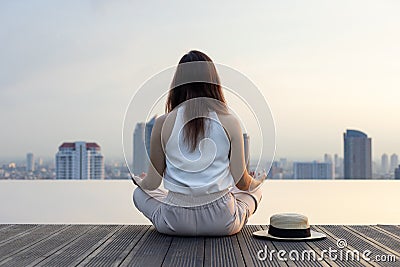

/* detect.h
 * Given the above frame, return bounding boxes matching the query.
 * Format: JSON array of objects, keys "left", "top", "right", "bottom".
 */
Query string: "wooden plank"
[
  {"left": 237, "top": 225, "right": 287, "bottom": 267},
  {"left": 269, "top": 241, "right": 325, "bottom": 267},
  {"left": 0, "top": 225, "right": 12, "bottom": 231},
  {"left": 120, "top": 227, "right": 173, "bottom": 267},
  {"left": 162, "top": 236, "right": 204, "bottom": 267},
  {"left": 345, "top": 226, "right": 400, "bottom": 257},
  {"left": 111, "top": 225, "right": 150, "bottom": 267},
  {"left": 79, "top": 225, "right": 149, "bottom": 267},
  {"left": 36, "top": 225, "right": 121, "bottom": 267},
  {"left": 261, "top": 225, "right": 294, "bottom": 267},
  {"left": 314, "top": 225, "right": 374, "bottom": 267},
  {"left": 301, "top": 226, "right": 341, "bottom": 267},
  {"left": 375, "top": 225, "right": 400, "bottom": 241},
  {"left": 0, "top": 224, "right": 398, "bottom": 266},
  {"left": 0, "top": 225, "right": 67, "bottom": 262},
  {"left": 315, "top": 226, "right": 380, "bottom": 267},
  {"left": 259, "top": 225, "right": 297, "bottom": 267},
  {"left": 0, "top": 224, "right": 39, "bottom": 245},
  {"left": 203, "top": 234, "right": 245, "bottom": 267},
  {"left": 259, "top": 225, "right": 329, "bottom": 267},
  {"left": 0, "top": 225, "right": 93, "bottom": 267}
]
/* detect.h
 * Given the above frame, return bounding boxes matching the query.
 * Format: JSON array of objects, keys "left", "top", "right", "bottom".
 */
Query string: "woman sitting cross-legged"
[{"left": 132, "top": 50, "right": 264, "bottom": 236}]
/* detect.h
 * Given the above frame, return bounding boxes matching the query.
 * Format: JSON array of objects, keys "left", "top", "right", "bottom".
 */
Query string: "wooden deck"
[{"left": 0, "top": 224, "right": 398, "bottom": 266}]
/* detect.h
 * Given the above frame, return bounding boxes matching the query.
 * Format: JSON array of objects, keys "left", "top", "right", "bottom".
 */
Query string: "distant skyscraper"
[
  {"left": 37, "top": 157, "right": 43, "bottom": 167},
  {"left": 324, "top": 154, "right": 332, "bottom": 163},
  {"left": 26, "top": 153, "right": 35, "bottom": 172},
  {"left": 323, "top": 153, "right": 335, "bottom": 178},
  {"left": 381, "top": 153, "right": 389, "bottom": 174},
  {"left": 133, "top": 123, "right": 146, "bottom": 175},
  {"left": 334, "top": 154, "right": 344, "bottom": 179},
  {"left": 133, "top": 115, "right": 157, "bottom": 175},
  {"left": 293, "top": 161, "right": 333, "bottom": 179},
  {"left": 145, "top": 116, "right": 157, "bottom": 156},
  {"left": 56, "top": 142, "right": 104, "bottom": 179},
  {"left": 243, "top": 133, "right": 250, "bottom": 170},
  {"left": 334, "top": 154, "right": 339, "bottom": 165},
  {"left": 395, "top": 165, "right": 400, "bottom": 179},
  {"left": 390, "top": 153, "right": 398, "bottom": 174},
  {"left": 343, "top": 130, "right": 372, "bottom": 179},
  {"left": 279, "top": 158, "right": 288, "bottom": 170}
]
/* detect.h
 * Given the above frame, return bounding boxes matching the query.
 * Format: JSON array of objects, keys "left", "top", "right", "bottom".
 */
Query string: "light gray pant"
[{"left": 133, "top": 186, "right": 262, "bottom": 236}]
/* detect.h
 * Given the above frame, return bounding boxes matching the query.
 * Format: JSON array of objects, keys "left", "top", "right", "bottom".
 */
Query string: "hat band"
[{"left": 268, "top": 225, "right": 311, "bottom": 238}]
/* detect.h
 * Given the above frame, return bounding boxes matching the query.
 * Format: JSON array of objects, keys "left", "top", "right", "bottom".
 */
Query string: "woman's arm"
[
  {"left": 134, "top": 115, "right": 166, "bottom": 190},
  {"left": 220, "top": 114, "right": 263, "bottom": 191}
]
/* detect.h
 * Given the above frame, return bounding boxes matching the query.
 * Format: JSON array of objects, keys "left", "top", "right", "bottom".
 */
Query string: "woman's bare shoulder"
[
  {"left": 216, "top": 112, "right": 241, "bottom": 138},
  {"left": 155, "top": 110, "right": 177, "bottom": 125},
  {"left": 217, "top": 112, "right": 239, "bottom": 125},
  {"left": 157, "top": 110, "right": 178, "bottom": 145}
]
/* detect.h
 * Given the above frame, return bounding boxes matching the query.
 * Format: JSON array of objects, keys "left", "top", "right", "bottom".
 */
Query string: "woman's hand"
[
  {"left": 249, "top": 169, "right": 267, "bottom": 192},
  {"left": 132, "top": 172, "right": 147, "bottom": 187},
  {"left": 258, "top": 169, "right": 267, "bottom": 181}
]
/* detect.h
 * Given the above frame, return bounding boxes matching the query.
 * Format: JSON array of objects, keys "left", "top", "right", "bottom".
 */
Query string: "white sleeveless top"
[{"left": 164, "top": 106, "right": 235, "bottom": 198}]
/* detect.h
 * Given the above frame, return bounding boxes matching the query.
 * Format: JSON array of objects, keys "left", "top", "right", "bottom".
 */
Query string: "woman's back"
[{"left": 163, "top": 105, "right": 235, "bottom": 197}]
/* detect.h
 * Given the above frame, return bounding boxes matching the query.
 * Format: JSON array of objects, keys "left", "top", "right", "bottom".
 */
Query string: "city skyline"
[
  {"left": 1, "top": 1, "right": 400, "bottom": 160},
  {"left": 2, "top": 149, "right": 400, "bottom": 169},
  {"left": 1, "top": 128, "right": 398, "bottom": 164},
  {"left": 2, "top": 147, "right": 400, "bottom": 180}
]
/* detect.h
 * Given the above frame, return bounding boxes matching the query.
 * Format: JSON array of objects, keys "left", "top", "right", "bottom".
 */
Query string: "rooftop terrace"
[{"left": 0, "top": 224, "right": 399, "bottom": 266}]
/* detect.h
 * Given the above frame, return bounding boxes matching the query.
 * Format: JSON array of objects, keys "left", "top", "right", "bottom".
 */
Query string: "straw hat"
[{"left": 253, "top": 213, "right": 326, "bottom": 241}]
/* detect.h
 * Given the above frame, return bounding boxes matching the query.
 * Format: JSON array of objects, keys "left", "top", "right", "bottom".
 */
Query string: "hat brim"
[{"left": 253, "top": 229, "right": 326, "bottom": 241}]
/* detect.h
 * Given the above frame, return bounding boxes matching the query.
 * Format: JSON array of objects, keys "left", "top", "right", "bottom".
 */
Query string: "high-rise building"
[
  {"left": 381, "top": 153, "right": 389, "bottom": 174},
  {"left": 324, "top": 154, "right": 332, "bottom": 163},
  {"left": 56, "top": 142, "right": 104, "bottom": 179},
  {"left": 334, "top": 154, "right": 339, "bottom": 166},
  {"left": 334, "top": 154, "right": 344, "bottom": 179},
  {"left": 293, "top": 161, "right": 333, "bottom": 179},
  {"left": 37, "top": 157, "right": 43, "bottom": 167},
  {"left": 395, "top": 165, "right": 400, "bottom": 179},
  {"left": 133, "top": 123, "right": 146, "bottom": 175},
  {"left": 390, "top": 153, "right": 398, "bottom": 174},
  {"left": 343, "top": 129, "right": 372, "bottom": 179},
  {"left": 133, "top": 115, "right": 157, "bottom": 175},
  {"left": 26, "top": 153, "right": 35, "bottom": 172},
  {"left": 145, "top": 116, "right": 157, "bottom": 156},
  {"left": 323, "top": 153, "right": 335, "bottom": 178},
  {"left": 243, "top": 133, "right": 250, "bottom": 171},
  {"left": 279, "top": 158, "right": 288, "bottom": 170}
]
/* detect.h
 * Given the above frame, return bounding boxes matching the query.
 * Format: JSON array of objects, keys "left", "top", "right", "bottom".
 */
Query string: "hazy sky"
[{"left": 1, "top": 0, "right": 399, "bottom": 162}]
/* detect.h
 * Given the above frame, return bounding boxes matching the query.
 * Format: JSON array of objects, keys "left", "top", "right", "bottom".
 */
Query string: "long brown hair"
[{"left": 166, "top": 50, "right": 228, "bottom": 151}]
